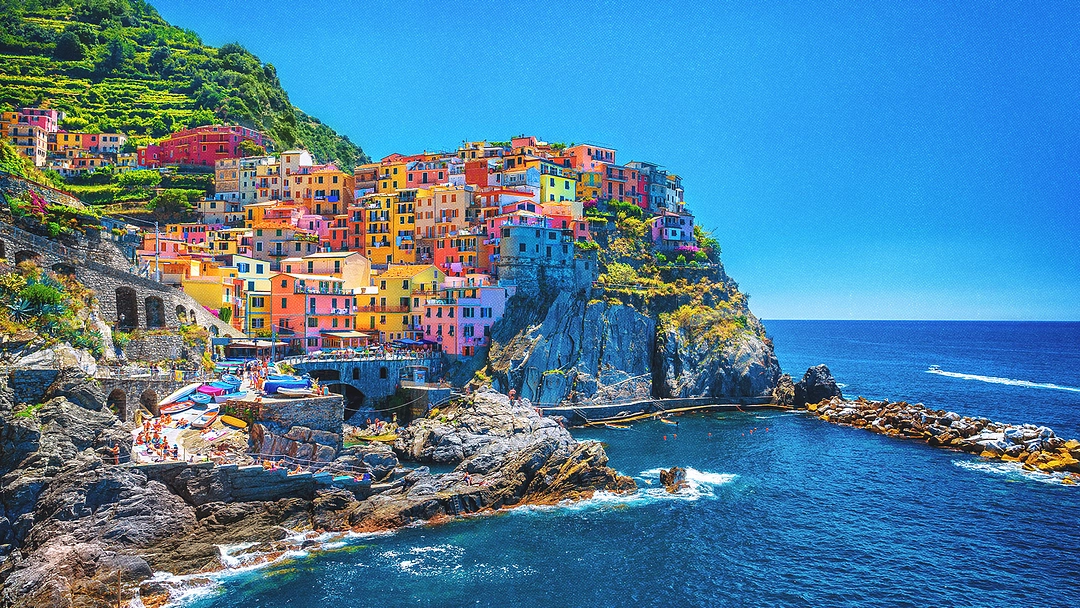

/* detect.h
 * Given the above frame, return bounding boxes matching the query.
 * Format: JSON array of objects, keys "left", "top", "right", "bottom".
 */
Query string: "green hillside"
[{"left": 0, "top": 0, "right": 368, "bottom": 167}]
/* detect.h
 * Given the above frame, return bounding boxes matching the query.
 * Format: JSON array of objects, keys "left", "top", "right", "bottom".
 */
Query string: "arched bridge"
[{"left": 282, "top": 355, "right": 443, "bottom": 418}]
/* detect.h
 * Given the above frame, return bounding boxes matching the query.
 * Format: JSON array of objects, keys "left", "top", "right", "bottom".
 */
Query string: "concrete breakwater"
[{"left": 806, "top": 396, "right": 1080, "bottom": 480}]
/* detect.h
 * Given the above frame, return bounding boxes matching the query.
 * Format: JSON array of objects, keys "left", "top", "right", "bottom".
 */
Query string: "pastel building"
[
  {"left": 138, "top": 124, "right": 263, "bottom": 168},
  {"left": 282, "top": 251, "right": 371, "bottom": 293},
  {"left": 269, "top": 273, "right": 359, "bottom": 352},
  {"left": 422, "top": 278, "right": 510, "bottom": 356}
]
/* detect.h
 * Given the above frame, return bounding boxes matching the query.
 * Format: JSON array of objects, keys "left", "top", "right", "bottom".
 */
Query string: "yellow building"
[
  {"left": 294, "top": 164, "right": 354, "bottom": 215},
  {"left": 526, "top": 158, "right": 577, "bottom": 203},
  {"left": 243, "top": 201, "right": 278, "bottom": 228},
  {"left": 244, "top": 290, "right": 271, "bottom": 336},
  {"left": 361, "top": 264, "right": 445, "bottom": 341},
  {"left": 378, "top": 161, "right": 407, "bottom": 192}
]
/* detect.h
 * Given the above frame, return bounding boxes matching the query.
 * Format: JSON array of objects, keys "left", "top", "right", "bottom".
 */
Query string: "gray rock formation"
[
  {"left": 0, "top": 374, "right": 631, "bottom": 607},
  {"left": 488, "top": 290, "right": 781, "bottom": 404},
  {"left": 793, "top": 364, "right": 843, "bottom": 407},
  {"left": 655, "top": 311, "right": 780, "bottom": 399}
]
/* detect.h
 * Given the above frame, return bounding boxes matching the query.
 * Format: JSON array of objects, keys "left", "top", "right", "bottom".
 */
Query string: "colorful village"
[
  {"left": 4, "top": 106, "right": 698, "bottom": 357},
  {"left": 2, "top": 106, "right": 704, "bottom": 470}
]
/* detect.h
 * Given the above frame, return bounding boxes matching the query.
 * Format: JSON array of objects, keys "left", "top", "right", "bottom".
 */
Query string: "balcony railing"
[{"left": 356, "top": 305, "right": 409, "bottom": 313}]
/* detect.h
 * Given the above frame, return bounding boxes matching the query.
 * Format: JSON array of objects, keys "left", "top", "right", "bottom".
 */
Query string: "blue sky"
[{"left": 154, "top": 0, "right": 1080, "bottom": 320}]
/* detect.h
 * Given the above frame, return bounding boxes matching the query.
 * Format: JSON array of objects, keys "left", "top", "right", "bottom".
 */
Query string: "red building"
[
  {"left": 138, "top": 124, "right": 264, "bottom": 168},
  {"left": 326, "top": 214, "right": 349, "bottom": 252}
]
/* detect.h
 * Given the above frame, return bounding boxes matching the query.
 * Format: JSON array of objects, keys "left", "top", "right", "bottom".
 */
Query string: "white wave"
[
  {"left": 953, "top": 459, "right": 1077, "bottom": 486},
  {"left": 836, "top": 383, "right": 848, "bottom": 389},
  {"left": 927, "top": 368, "right": 1080, "bottom": 393}
]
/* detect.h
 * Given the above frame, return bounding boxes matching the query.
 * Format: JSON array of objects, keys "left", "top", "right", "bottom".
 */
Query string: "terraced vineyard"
[{"left": 0, "top": 0, "right": 367, "bottom": 166}]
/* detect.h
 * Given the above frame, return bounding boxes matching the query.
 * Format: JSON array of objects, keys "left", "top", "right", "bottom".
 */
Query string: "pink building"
[
  {"left": 422, "top": 277, "right": 510, "bottom": 357},
  {"left": 138, "top": 124, "right": 264, "bottom": 168},
  {"left": 19, "top": 108, "right": 59, "bottom": 133},
  {"left": 649, "top": 210, "right": 696, "bottom": 251},
  {"left": 564, "top": 144, "right": 616, "bottom": 172}
]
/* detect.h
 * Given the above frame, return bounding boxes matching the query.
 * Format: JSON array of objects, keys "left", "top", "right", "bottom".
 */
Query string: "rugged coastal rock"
[
  {"left": 803, "top": 396, "right": 1080, "bottom": 477},
  {"left": 0, "top": 374, "right": 631, "bottom": 607},
  {"left": 793, "top": 364, "right": 843, "bottom": 407},
  {"left": 487, "top": 290, "right": 781, "bottom": 406}
]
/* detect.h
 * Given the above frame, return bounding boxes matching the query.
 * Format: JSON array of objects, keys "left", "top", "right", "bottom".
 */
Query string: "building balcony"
[
  {"left": 356, "top": 305, "right": 409, "bottom": 313},
  {"left": 294, "top": 286, "right": 345, "bottom": 295}
]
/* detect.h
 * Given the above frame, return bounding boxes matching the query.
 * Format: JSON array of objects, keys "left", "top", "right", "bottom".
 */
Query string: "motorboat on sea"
[{"left": 928, "top": 365, "right": 941, "bottom": 372}]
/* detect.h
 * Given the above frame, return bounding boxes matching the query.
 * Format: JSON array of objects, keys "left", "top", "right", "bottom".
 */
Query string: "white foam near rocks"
[{"left": 953, "top": 458, "right": 1070, "bottom": 485}]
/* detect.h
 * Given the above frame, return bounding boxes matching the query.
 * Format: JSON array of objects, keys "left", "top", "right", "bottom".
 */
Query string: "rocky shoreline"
[
  {"left": 0, "top": 373, "right": 634, "bottom": 608},
  {"left": 805, "top": 395, "right": 1080, "bottom": 478}
]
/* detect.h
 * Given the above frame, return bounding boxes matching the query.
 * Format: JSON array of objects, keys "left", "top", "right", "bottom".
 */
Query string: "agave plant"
[
  {"left": 38, "top": 303, "right": 66, "bottom": 317},
  {"left": 7, "top": 298, "right": 33, "bottom": 323}
]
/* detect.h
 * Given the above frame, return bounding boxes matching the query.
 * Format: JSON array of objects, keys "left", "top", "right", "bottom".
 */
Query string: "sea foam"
[{"left": 927, "top": 368, "right": 1080, "bottom": 393}]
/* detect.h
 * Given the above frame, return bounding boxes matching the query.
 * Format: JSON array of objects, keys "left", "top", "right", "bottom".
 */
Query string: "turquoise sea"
[{"left": 177, "top": 321, "right": 1080, "bottom": 607}]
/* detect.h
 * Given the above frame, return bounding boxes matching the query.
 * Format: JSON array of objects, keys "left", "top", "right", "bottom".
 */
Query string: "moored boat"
[
  {"left": 356, "top": 433, "right": 397, "bottom": 443},
  {"left": 160, "top": 400, "right": 195, "bottom": 415},
  {"left": 275, "top": 386, "right": 315, "bottom": 398},
  {"left": 213, "top": 390, "right": 248, "bottom": 403},
  {"left": 265, "top": 378, "right": 311, "bottom": 394},
  {"left": 197, "top": 384, "right": 226, "bottom": 397},
  {"left": 659, "top": 417, "right": 679, "bottom": 426},
  {"left": 603, "top": 423, "right": 631, "bottom": 430},
  {"left": 158, "top": 382, "right": 201, "bottom": 407},
  {"left": 220, "top": 415, "right": 248, "bottom": 429},
  {"left": 191, "top": 405, "right": 220, "bottom": 429},
  {"left": 190, "top": 392, "right": 212, "bottom": 405}
]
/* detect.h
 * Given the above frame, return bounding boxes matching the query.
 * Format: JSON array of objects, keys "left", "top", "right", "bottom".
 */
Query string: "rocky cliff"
[
  {"left": 0, "top": 373, "right": 629, "bottom": 607},
  {"left": 485, "top": 244, "right": 781, "bottom": 406}
]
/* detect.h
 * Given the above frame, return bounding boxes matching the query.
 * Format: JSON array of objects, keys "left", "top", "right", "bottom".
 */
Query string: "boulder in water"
[
  {"left": 659, "top": 466, "right": 687, "bottom": 493},
  {"left": 793, "top": 365, "right": 843, "bottom": 408}
]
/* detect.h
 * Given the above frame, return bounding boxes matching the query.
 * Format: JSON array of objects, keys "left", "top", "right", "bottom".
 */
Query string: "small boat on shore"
[
  {"left": 265, "top": 377, "right": 311, "bottom": 394},
  {"left": 220, "top": 415, "right": 248, "bottom": 429},
  {"left": 220, "top": 374, "right": 242, "bottom": 387},
  {"left": 197, "top": 384, "right": 226, "bottom": 397},
  {"left": 213, "top": 390, "right": 248, "bottom": 403},
  {"left": 190, "top": 392, "right": 212, "bottom": 405},
  {"left": 356, "top": 433, "right": 397, "bottom": 443},
  {"left": 191, "top": 405, "right": 220, "bottom": 429},
  {"left": 160, "top": 400, "right": 194, "bottom": 416},
  {"left": 158, "top": 382, "right": 201, "bottom": 407},
  {"left": 276, "top": 386, "right": 315, "bottom": 398}
]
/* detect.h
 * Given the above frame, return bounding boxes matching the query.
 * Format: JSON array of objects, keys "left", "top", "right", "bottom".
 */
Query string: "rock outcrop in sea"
[
  {"left": 799, "top": 393, "right": 1080, "bottom": 479},
  {"left": 0, "top": 372, "right": 630, "bottom": 607}
]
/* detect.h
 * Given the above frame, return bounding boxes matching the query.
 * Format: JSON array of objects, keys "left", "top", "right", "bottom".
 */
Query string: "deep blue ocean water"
[{"left": 178, "top": 321, "right": 1080, "bottom": 607}]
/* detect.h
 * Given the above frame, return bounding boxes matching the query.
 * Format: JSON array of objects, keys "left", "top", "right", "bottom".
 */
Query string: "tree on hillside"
[
  {"left": 117, "top": 169, "right": 161, "bottom": 189},
  {"left": 95, "top": 36, "right": 134, "bottom": 76},
  {"left": 237, "top": 139, "right": 266, "bottom": 158},
  {"left": 53, "top": 31, "right": 86, "bottom": 61},
  {"left": 148, "top": 189, "right": 197, "bottom": 221}
]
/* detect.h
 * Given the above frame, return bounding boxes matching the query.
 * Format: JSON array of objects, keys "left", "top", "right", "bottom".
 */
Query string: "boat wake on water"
[{"left": 926, "top": 367, "right": 1080, "bottom": 393}]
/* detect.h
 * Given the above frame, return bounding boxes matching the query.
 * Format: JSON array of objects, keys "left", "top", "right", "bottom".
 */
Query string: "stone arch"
[
  {"left": 379, "top": 366, "right": 388, "bottom": 379},
  {"left": 175, "top": 305, "right": 187, "bottom": 323},
  {"left": 51, "top": 262, "right": 76, "bottom": 276},
  {"left": 309, "top": 369, "right": 340, "bottom": 382},
  {"left": 116, "top": 287, "right": 137, "bottom": 330},
  {"left": 14, "top": 250, "right": 42, "bottom": 266},
  {"left": 106, "top": 388, "right": 127, "bottom": 420},
  {"left": 139, "top": 389, "right": 159, "bottom": 417},
  {"left": 328, "top": 383, "right": 366, "bottom": 420},
  {"left": 144, "top": 296, "right": 165, "bottom": 328}
]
